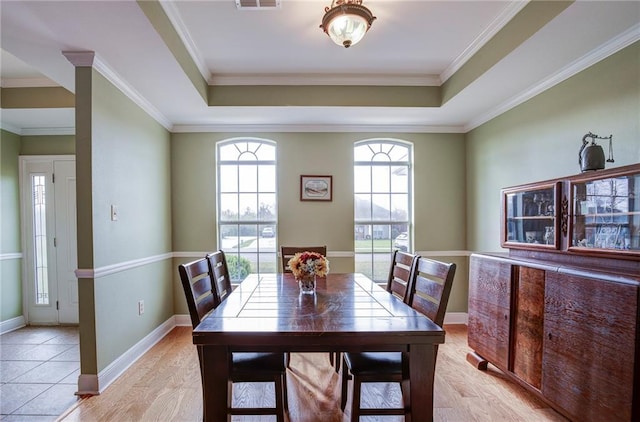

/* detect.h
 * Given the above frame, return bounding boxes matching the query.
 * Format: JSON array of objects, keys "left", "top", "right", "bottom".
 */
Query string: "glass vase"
[{"left": 298, "top": 273, "right": 316, "bottom": 295}]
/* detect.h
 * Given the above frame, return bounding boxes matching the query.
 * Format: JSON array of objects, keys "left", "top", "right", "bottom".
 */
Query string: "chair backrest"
[
  {"left": 206, "top": 250, "right": 233, "bottom": 305},
  {"left": 178, "top": 258, "right": 217, "bottom": 329},
  {"left": 281, "top": 246, "right": 327, "bottom": 273},
  {"left": 386, "top": 250, "right": 419, "bottom": 302},
  {"left": 407, "top": 257, "right": 456, "bottom": 327}
]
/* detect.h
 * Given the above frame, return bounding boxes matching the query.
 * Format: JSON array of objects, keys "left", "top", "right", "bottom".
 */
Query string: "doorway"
[{"left": 19, "top": 156, "right": 78, "bottom": 324}]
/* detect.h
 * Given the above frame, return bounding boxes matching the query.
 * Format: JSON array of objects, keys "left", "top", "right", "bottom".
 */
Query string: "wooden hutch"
[{"left": 467, "top": 163, "right": 640, "bottom": 421}]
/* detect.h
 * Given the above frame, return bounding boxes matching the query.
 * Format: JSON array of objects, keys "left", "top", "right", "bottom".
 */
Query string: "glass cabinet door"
[
  {"left": 570, "top": 170, "right": 640, "bottom": 255},
  {"left": 502, "top": 182, "right": 559, "bottom": 249}
]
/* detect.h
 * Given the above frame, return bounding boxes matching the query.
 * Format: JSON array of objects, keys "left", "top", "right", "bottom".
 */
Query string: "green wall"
[
  {"left": 466, "top": 41, "right": 640, "bottom": 253},
  {"left": 20, "top": 135, "right": 75, "bottom": 155},
  {"left": 77, "top": 69, "right": 173, "bottom": 374},
  {"left": 1, "top": 130, "right": 23, "bottom": 321},
  {"left": 171, "top": 132, "right": 469, "bottom": 314}
]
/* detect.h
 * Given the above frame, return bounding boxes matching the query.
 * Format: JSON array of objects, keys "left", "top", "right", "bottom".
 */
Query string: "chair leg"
[
  {"left": 350, "top": 375, "right": 361, "bottom": 422},
  {"left": 285, "top": 352, "right": 290, "bottom": 368},
  {"left": 275, "top": 375, "right": 285, "bottom": 422},
  {"left": 282, "top": 372, "right": 289, "bottom": 410},
  {"left": 400, "top": 378, "right": 410, "bottom": 415},
  {"left": 340, "top": 356, "right": 349, "bottom": 411},
  {"left": 334, "top": 352, "right": 341, "bottom": 373}
]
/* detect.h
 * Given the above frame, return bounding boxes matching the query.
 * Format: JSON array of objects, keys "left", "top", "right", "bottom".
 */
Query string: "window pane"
[
  {"left": 220, "top": 194, "right": 239, "bottom": 220},
  {"left": 354, "top": 166, "right": 371, "bottom": 192},
  {"left": 32, "top": 175, "right": 49, "bottom": 305},
  {"left": 255, "top": 143, "right": 276, "bottom": 161},
  {"left": 219, "top": 165, "right": 238, "bottom": 192},
  {"left": 239, "top": 165, "right": 258, "bottom": 192},
  {"left": 239, "top": 194, "right": 257, "bottom": 220},
  {"left": 388, "top": 144, "right": 409, "bottom": 162},
  {"left": 258, "top": 193, "right": 276, "bottom": 221},
  {"left": 371, "top": 166, "right": 390, "bottom": 192},
  {"left": 219, "top": 143, "right": 240, "bottom": 161},
  {"left": 371, "top": 194, "right": 391, "bottom": 220},
  {"left": 354, "top": 144, "right": 374, "bottom": 161},
  {"left": 391, "top": 166, "right": 408, "bottom": 193},
  {"left": 258, "top": 165, "right": 276, "bottom": 192},
  {"left": 355, "top": 194, "right": 372, "bottom": 220},
  {"left": 390, "top": 193, "right": 409, "bottom": 220}
]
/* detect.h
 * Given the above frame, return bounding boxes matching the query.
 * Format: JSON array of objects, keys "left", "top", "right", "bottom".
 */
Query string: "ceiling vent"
[{"left": 235, "top": 0, "right": 281, "bottom": 9}]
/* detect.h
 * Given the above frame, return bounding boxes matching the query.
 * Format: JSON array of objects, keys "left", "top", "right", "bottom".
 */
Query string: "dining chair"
[
  {"left": 205, "top": 250, "right": 233, "bottom": 306},
  {"left": 386, "top": 250, "right": 419, "bottom": 302},
  {"left": 340, "top": 255, "right": 456, "bottom": 421},
  {"left": 178, "top": 256, "right": 288, "bottom": 421},
  {"left": 280, "top": 245, "right": 327, "bottom": 273}
]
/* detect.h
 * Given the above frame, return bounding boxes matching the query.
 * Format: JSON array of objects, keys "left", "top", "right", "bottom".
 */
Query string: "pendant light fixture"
[{"left": 320, "top": 0, "right": 376, "bottom": 48}]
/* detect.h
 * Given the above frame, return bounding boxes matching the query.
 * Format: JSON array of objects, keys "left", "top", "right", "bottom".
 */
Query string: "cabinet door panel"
[
  {"left": 543, "top": 272, "right": 637, "bottom": 421},
  {"left": 468, "top": 255, "right": 511, "bottom": 370},
  {"left": 512, "top": 266, "right": 545, "bottom": 389}
]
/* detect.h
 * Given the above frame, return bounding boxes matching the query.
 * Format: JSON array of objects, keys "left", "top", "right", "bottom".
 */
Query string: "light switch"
[{"left": 111, "top": 205, "right": 118, "bottom": 221}]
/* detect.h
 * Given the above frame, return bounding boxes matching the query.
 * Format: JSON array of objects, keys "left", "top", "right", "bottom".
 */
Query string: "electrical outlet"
[
  {"left": 138, "top": 300, "right": 144, "bottom": 315},
  {"left": 111, "top": 204, "right": 118, "bottom": 221}
]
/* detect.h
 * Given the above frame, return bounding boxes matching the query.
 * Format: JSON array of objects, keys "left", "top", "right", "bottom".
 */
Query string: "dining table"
[{"left": 192, "top": 272, "right": 445, "bottom": 422}]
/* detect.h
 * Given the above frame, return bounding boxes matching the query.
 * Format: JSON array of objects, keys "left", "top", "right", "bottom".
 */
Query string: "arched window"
[
  {"left": 354, "top": 140, "right": 412, "bottom": 282},
  {"left": 217, "top": 139, "right": 277, "bottom": 281}
]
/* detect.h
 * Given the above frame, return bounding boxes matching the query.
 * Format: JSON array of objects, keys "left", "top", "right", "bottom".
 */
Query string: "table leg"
[
  {"left": 201, "top": 345, "right": 230, "bottom": 422},
  {"left": 408, "top": 344, "right": 436, "bottom": 422}
]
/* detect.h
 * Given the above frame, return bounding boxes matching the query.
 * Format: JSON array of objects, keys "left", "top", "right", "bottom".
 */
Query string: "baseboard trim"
[
  {"left": 76, "top": 316, "right": 177, "bottom": 395},
  {"left": 174, "top": 314, "right": 192, "bottom": 327},
  {"left": 0, "top": 315, "right": 26, "bottom": 335},
  {"left": 444, "top": 312, "right": 468, "bottom": 325}
]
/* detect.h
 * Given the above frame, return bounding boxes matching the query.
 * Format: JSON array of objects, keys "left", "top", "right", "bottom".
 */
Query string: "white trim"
[
  {"left": 209, "top": 73, "right": 440, "bottom": 87},
  {"left": 0, "top": 252, "right": 22, "bottom": 261},
  {"left": 465, "top": 23, "right": 640, "bottom": 132},
  {"left": 62, "top": 51, "right": 95, "bottom": 67},
  {"left": 0, "top": 121, "right": 22, "bottom": 135},
  {"left": 159, "top": 0, "right": 211, "bottom": 81},
  {"left": 76, "top": 316, "right": 177, "bottom": 395},
  {"left": 75, "top": 252, "right": 173, "bottom": 279},
  {"left": 21, "top": 127, "right": 75, "bottom": 136},
  {"left": 174, "top": 314, "right": 192, "bottom": 327},
  {"left": 172, "top": 251, "right": 210, "bottom": 259},
  {"left": 0, "top": 316, "right": 26, "bottom": 335},
  {"left": 441, "top": 1, "right": 528, "bottom": 83},
  {"left": 416, "top": 250, "right": 472, "bottom": 257},
  {"left": 170, "top": 124, "right": 465, "bottom": 134},
  {"left": 1, "top": 77, "right": 59, "bottom": 88},
  {"left": 443, "top": 312, "right": 468, "bottom": 325},
  {"left": 92, "top": 55, "right": 173, "bottom": 131}
]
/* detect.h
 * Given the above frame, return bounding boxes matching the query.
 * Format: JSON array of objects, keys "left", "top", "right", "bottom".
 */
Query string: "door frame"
[{"left": 19, "top": 155, "right": 76, "bottom": 324}]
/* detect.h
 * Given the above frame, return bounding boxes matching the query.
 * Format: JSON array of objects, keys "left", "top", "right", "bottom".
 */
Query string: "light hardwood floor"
[{"left": 58, "top": 325, "right": 567, "bottom": 421}]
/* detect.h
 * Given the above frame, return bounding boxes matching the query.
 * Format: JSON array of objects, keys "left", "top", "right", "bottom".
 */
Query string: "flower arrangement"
[{"left": 287, "top": 251, "right": 330, "bottom": 279}]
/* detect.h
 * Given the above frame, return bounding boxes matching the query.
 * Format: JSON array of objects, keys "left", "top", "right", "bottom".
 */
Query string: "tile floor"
[{"left": 0, "top": 326, "right": 81, "bottom": 421}]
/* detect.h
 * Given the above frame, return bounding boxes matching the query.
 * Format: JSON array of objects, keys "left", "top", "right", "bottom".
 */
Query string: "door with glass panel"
[{"left": 20, "top": 156, "right": 78, "bottom": 324}]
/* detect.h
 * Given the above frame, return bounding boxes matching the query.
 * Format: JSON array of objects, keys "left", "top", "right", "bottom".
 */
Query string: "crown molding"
[
  {"left": 91, "top": 55, "right": 173, "bottom": 131},
  {"left": 171, "top": 123, "right": 465, "bottom": 134},
  {"left": 465, "top": 23, "right": 640, "bottom": 132},
  {"left": 1, "top": 77, "right": 59, "bottom": 88},
  {"left": 209, "top": 73, "right": 440, "bottom": 87},
  {"left": 159, "top": 0, "right": 211, "bottom": 81},
  {"left": 440, "top": 0, "right": 529, "bottom": 84},
  {"left": 62, "top": 51, "right": 95, "bottom": 67},
  {"left": 21, "top": 127, "right": 75, "bottom": 136},
  {"left": 0, "top": 122, "right": 22, "bottom": 135}
]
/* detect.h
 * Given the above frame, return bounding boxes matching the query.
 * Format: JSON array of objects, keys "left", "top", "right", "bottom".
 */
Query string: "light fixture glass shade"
[
  {"left": 327, "top": 15, "right": 368, "bottom": 48},
  {"left": 320, "top": 1, "right": 376, "bottom": 48}
]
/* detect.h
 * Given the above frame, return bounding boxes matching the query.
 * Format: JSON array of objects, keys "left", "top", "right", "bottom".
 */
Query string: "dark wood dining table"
[{"left": 192, "top": 272, "right": 445, "bottom": 422}]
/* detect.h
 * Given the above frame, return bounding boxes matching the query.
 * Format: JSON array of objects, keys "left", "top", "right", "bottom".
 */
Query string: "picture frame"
[{"left": 300, "top": 175, "right": 332, "bottom": 201}]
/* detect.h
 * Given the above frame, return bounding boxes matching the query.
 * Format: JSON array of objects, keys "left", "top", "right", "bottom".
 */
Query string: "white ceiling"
[{"left": 1, "top": 0, "right": 639, "bottom": 135}]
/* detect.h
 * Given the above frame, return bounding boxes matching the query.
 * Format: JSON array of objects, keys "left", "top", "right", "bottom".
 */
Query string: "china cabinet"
[{"left": 468, "top": 163, "right": 640, "bottom": 422}]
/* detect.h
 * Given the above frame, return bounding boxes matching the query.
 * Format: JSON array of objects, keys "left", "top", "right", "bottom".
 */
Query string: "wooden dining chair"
[
  {"left": 205, "top": 250, "right": 233, "bottom": 306},
  {"left": 340, "top": 256, "right": 456, "bottom": 421},
  {"left": 280, "top": 245, "right": 327, "bottom": 273},
  {"left": 386, "top": 250, "right": 419, "bottom": 302},
  {"left": 178, "top": 256, "right": 288, "bottom": 421}
]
